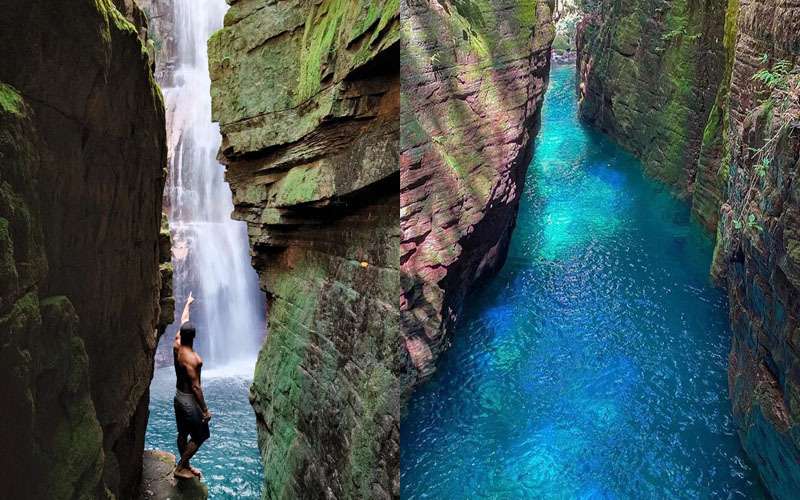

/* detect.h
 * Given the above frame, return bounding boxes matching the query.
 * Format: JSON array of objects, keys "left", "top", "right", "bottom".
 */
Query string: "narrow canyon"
[
  {"left": 401, "top": 0, "right": 799, "bottom": 498},
  {"left": 0, "top": 0, "right": 798, "bottom": 498}
]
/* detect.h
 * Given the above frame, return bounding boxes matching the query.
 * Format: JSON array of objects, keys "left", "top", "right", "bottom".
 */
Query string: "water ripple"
[
  {"left": 146, "top": 366, "right": 263, "bottom": 498},
  {"left": 400, "top": 66, "right": 766, "bottom": 499}
]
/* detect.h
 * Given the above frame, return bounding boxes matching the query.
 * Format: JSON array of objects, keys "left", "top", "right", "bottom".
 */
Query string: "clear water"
[
  {"left": 400, "top": 65, "right": 766, "bottom": 498},
  {"left": 146, "top": 366, "right": 263, "bottom": 498},
  {"left": 145, "top": 1, "right": 265, "bottom": 495}
]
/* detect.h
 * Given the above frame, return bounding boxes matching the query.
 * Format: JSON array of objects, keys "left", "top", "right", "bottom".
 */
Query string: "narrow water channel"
[{"left": 400, "top": 65, "right": 766, "bottom": 498}]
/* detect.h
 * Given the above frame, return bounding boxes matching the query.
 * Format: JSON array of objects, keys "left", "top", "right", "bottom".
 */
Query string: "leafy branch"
[{"left": 729, "top": 59, "right": 799, "bottom": 233}]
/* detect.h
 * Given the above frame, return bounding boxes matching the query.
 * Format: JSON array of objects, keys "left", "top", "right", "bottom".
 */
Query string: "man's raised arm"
[{"left": 181, "top": 292, "right": 195, "bottom": 325}]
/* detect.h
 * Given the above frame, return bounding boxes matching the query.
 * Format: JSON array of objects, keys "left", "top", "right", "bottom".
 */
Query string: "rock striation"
[
  {"left": 575, "top": 0, "right": 727, "bottom": 221},
  {"left": 710, "top": 0, "right": 800, "bottom": 497},
  {"left": 0, "top": 1, "right": 168, "bottom": 498},
  {"left": 208, "top": 0, "right": 400, "bottom": 498},
  {"left": 399, "top": 0, "right": 555, "bottom": 388}
]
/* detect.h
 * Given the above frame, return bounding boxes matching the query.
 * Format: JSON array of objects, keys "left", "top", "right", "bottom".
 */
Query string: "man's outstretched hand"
[{"left": 181, "top": 291, "right": 195, "bottom": 325}]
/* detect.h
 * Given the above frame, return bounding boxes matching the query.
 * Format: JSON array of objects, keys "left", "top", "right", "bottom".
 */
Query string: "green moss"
[
  {"left": 344, "top": 364, "right": 394, "bottom": 497},
  {"left": 401, "top": 116, "right": 428, "bottom": 149},
  {"left": 254, "top": 260, "right": 326, "bottom": 497},
  {"left": 612, "top": 12, "right": 642, "bottom": 54},
  {"left": 702, "top": 102, "right": 722, "bottom": 149},
  {"left": 693, "top": 0, "right": 738, "bottom": 228},
  {"left": 646, "top": 0, "right": 700, "bottom": 186},
  {"left": 297, "top": 0, "right": 347, "bottom": 102},
  {"left": 0, "top": 217, "right": 18, "bottom": 295},
  {"left": 0, "top": 83, "right": 24, "bottom": 117},
  {"left": 94, "top": 0, "right": 137, "bottom": 35},
  {"left": 514, "top": 0, "right": 538, "bottom": 27},
  {"left": 271, "top": 165, "right": 330, "bottom": 206}
]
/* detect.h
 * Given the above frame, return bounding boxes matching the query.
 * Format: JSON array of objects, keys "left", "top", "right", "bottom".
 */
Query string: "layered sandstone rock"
[
  {"left": 575, "top": 0, "right": 727, "bottom": 224},
  {"left": 711, "top": 0, "right": 800, "bottom": 496},
  {"left": 400, "top": 0, "right": 555, "bottom": 387},
  {"left": 0, "top": 1, "right": 168, "bottom": 498},
  {"left": 208, "top": 0, "right": 400, "bottom": 497}
]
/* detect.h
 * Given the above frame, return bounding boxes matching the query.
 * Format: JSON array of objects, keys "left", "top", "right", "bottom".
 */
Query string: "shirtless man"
[{"left": 173, "top": 293, "right": 212, "bottom": 479}]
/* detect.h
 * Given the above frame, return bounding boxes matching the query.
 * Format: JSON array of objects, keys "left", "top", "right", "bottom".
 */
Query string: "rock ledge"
[{"left": 138, "top": 450, "right": 208, "bottom": 500}]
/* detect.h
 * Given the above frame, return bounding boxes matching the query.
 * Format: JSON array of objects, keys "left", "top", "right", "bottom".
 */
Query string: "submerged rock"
[
  {"left": 400, "top": 0, "right": 555, "bottom": 389},
  {"left": 208, "top": 0, "right": 400, "bottom": 497},
  {"left": 139, "top": 450, "right": 208, "bottom": 500}
]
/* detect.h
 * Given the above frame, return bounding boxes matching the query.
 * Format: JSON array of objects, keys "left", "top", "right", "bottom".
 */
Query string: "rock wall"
[
  {"left": 399, "top": 0, "right": 555, "bottom": 389},
  {"left": 575, "top": 0, "right": 727, "bottom": 224},
  {"left": 711, "top": 0, "right": 800, "bottom": 497},
  {"left": 0, "top": 1, "right": 168, "bottom": 498},
  {"left": 136, "top": 0, "right": 178, "bottom": 86},
  {"left": 208, "top": 0, "right": 400, "bottom": 498}
]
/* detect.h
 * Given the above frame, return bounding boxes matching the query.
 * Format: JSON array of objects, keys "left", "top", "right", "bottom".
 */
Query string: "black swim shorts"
[{"left": 174, "top": 389, "right": 210, "bottom": 443}]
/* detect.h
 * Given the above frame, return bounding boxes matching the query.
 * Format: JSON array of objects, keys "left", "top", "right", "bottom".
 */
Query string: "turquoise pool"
[{"left": 400, "top": 65, "right": 765, "bottom": 499}]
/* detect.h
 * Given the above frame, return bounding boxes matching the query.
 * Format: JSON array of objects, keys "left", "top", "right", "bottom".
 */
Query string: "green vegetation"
[
  {"left": 753, "top": 58, "right": 793, "bottom": 91},
  {"left": 297, "top": 0, "right": 346, "bottom": 101},
  {"left": 0, "top": 83, "right": 24, "bottom": 116},
  {"left": 142, "top": 7, "right": 164, "bottom": 55},
  {"left": 729, "top": 59, "right": 798, "bottom": 234}
]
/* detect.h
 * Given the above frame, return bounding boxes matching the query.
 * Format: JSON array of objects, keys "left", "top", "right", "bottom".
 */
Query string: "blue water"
[
  {"left": 400, "top": 66, "right": 766, "bottom": 498},
  {"left": 145, "top": 365, "right": 263, "bottom": 498}
]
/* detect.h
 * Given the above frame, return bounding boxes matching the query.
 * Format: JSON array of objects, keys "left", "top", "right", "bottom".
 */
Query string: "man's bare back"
[{"left": 173, "top": 338, "right": 203, "bottom": 394}]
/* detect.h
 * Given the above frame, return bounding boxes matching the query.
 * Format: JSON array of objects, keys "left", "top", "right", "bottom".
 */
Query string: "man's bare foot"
[
  {"left": 189, "top": 465, "right": 202, "bottom": 477},
  {"left": 173, "top": 466, "right": 194, "bottom": 479}
]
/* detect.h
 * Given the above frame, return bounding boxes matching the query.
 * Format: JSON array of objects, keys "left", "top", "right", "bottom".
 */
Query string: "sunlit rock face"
[
  {"left": 400, "top": 0, "right": 555, "bottom": 389},
  {"left": 711, "top": 0, "right": 800, "bottom": 497},
  {"left": 575, "top": 0, "right": 727, "bottom": 228},
  {"left": 208, "top": 0, "right": 400, "bottom": 497},
  {"left": 137, "top": 0, "right": 179, "bottom": 86},
  {"left": 0, "top": 1, "right": 167, "bottom": 498}
]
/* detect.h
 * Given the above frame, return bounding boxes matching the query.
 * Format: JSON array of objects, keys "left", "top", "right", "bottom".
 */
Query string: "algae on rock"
[
  {"left": 208, "top": 0, "right": 400, "bottom": 497},
  {"left": 576, "top": 0, "right": 727, "bottom": 203},
  {"left": 0, "top": 1, "right": 169, "bottom": 497}
]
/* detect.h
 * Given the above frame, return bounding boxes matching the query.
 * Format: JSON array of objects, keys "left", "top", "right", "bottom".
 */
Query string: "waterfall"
[{"left": 161, "top": 0, "right": 265, "bottom": 368}]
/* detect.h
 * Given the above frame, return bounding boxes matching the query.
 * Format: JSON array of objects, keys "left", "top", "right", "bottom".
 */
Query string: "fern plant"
[{"left": 729, "top": 59, "right": 798, "bottom": 235}]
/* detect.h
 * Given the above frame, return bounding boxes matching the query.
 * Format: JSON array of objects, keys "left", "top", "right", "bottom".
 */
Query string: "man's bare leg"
[
  {"left": 174, "top": 440, "right": 202, "bottom": 479},
  {"left": 177, "top": 434, "right": 187, "bottom": 456},
  {"left": 176, "top": 434, "right": 201, "bottom": 476}
]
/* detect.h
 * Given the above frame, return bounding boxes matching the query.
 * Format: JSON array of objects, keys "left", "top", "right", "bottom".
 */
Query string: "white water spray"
[{"left": 161, "top": 0, "right": 265, "bottom": 368}]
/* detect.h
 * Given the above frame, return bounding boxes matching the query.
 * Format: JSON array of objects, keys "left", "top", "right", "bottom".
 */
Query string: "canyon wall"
[
  {"left": 208, "top": 0, "right": 400, "bottom": 498},
  {"left": 575, "top": 0, "right": 727, "bottom": 227},
  {"left": 0, "top": 1, "right": 168, "bottom": 498},
  {"left": 400, "top": 0, "right": 555, "bottom": 388},
  {"left": 711, "top": 0, "right": 800, "bottom": 497},
  {"left": 577, "top": 0, "right": 800, "bottom": 496}
]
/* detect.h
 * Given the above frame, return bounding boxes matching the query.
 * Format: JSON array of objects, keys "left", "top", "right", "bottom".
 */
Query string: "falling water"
[{"left": 161, "top": 0, "right": 265, "bottom": 368}]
